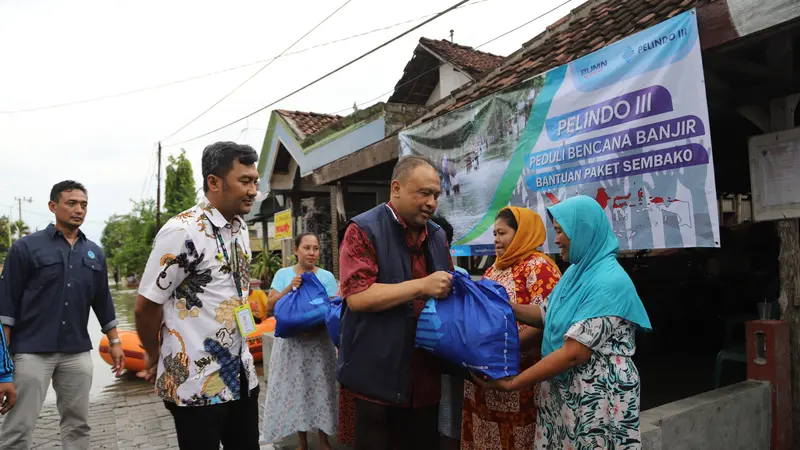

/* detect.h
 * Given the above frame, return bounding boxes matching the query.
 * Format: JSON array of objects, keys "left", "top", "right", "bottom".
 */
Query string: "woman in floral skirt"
[{"left": 476, "top": 195, "right": 652, "bottom": 450}]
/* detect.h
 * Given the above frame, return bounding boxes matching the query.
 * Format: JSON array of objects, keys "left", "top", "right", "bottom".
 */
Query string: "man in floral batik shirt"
[{"left": 135, "top": 142, "right": 261, "bottom": 450}]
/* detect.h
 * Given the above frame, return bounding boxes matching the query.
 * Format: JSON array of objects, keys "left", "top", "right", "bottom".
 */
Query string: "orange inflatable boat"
[
  {"left": 99, "top": 319, "right": 275, "bottom": 372},
  {"left": 245, "top": 318, "right": 275, "bottom": 362},
  {"left": 99, "top": 329, "right": 147, "bottom": 373}
]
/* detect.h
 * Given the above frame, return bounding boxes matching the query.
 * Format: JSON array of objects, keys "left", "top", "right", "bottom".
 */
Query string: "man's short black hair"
[
  {"left": 201, "top": 141, "right": 259, "bottom": 192},
  {"left": 391, "top": 155, "right": 435, "bottom": 183},
  {"left": 430, "top": 215, "right": 454, "bottom": 245},
  {"left": 50, "top": 180, "right": 87, "bottom": 202}
]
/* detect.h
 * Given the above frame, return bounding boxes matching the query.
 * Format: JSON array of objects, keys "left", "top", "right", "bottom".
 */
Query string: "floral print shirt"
[{"left": 139, "top": 199, "right": 258, "bottom": 407}]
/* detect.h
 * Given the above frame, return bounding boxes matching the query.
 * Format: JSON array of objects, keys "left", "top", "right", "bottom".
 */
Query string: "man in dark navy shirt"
[{"left": 0, "top": 180, "right": 124, "bottom": 450}]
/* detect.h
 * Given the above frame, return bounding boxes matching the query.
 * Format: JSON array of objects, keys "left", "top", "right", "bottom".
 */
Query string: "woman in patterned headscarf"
[{"left": 461, "top": 207, "right": 562, "bottom": 450}]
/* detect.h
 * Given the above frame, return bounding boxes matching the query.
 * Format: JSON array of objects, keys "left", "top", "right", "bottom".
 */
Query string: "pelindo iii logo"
[{"left": 622, "top": 46, "right": 635, "bottom": 63}]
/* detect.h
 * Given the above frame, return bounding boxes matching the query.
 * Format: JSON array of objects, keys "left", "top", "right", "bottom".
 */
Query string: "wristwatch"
[{"left": 109, "top": 338, "right": 122, "bottom": 346}]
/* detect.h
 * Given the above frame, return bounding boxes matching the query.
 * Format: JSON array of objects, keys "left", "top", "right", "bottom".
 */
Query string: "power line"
[
  {"left": 0, "top": 203, "right": 104, "bottom": 225},
  {"left": 333, "top": 0, "right": 575, "bottom": 115},
  {"left": 140, "top": 149, "right": 158, "bottom": 199},
  {"left": 161, "top": 0, "right": 353, "bottom": 143},
  {"left": 0, "top": 0, "right": 492, "bottom": 116},
  {"left": 163, "top": 0, "right": 473, "bottom": 148}
]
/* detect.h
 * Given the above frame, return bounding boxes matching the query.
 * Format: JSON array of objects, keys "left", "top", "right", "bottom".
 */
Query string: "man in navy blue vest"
[{"left": 338, "top": 156, "right": 454, "bottom": 450}]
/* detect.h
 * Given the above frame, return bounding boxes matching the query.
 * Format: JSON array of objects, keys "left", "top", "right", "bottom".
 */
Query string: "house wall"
[
  {"left": 259, "top": 118, "right": 303, "bottom": 195},
  {"left": 258, "top": 115, "right": 387, "bottom": 194},
  {"left": 298, "top": 118, "right": 387, "bottom": 176},
  {"left": 344, "top": 184, "right": 390, "bottom": 218},
  {"left": 426, "top": 64, "right": 472, "bottom": 106},
  {"left": 640, "top": 381, "right": 771, "bottom": 450}
]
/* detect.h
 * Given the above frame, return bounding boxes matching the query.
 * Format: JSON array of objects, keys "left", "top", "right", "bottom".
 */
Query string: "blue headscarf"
[{"left": 541, "top": 195, "right": 651, "bottom": 361}]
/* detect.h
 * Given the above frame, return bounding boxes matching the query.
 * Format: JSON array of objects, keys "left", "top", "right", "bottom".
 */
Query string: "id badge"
[{"left": 234, "top": 303, "right": 257, "bottom": 336}]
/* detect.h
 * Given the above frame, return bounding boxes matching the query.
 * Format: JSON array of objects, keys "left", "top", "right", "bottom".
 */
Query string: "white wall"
[{"left": 426, "top": 63, "right": 472, "bottom": 106}]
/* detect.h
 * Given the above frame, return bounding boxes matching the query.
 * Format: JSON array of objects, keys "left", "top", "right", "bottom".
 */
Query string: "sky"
[{"left": 0, "top": 0, "right": 586, "bottom": 242}]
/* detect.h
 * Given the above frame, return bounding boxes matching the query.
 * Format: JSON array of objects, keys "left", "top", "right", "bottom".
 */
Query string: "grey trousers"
[{"left": 0, "top": 352, "right": 93, "bottom": 450}]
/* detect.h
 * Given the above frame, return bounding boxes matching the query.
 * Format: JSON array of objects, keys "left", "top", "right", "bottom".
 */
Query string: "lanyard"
[{"left": 211, "top": 223, "right": 243, "bottom": 300}]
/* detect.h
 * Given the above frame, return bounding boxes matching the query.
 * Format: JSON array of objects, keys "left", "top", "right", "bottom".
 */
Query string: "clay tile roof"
[
  {"left": 388, "top": 37, "right": 505, "bottom": 105},
  {"left": 418, "top": 37, "right": 505, "bottom": 78},
  {"left": 419, "top": 0, "right": 711, "bottom": 120},
  {"left": 276, "top": 110, "right": 343, "bottom": 140}
]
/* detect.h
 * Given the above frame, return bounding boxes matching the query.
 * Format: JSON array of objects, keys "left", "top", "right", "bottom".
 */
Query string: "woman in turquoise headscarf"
[{"left": 475, "top": 195, "right": 651, "bottom": 450}]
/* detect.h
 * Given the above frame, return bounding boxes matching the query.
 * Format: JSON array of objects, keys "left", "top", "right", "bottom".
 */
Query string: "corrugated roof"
[{"left": 276, "top": 110, "right": 343, "bottom": 140}]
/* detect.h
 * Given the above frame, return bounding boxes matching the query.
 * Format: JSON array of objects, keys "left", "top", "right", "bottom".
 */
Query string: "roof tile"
[
  {"left": 276, "top": 110, "right": 342, "bottom": 140},
  {"left": 590, "top": 40, "right": 606, "bottom": 52},
  {"left": 547, "top": 14, "right": 571, "bottom": 32},
  {"left": 417, "top": 0, "right": 710, "bottom": 121},
  {"left": 388, "top": 37, "right": 505, "bottom": 105},
  {"left": 418, "top": 37, "right": 504, "bottom": 78},
  {"left": 638, "top": 12, "right": 656, "bottom": 24}
]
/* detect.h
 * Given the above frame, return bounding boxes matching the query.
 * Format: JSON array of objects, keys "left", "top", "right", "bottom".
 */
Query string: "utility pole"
[
  {"left": 156, "top": 142, "right": 162, "bottom": 230},
  {"left": 14, "top": 197, "right": 32, "bottom": 239}
]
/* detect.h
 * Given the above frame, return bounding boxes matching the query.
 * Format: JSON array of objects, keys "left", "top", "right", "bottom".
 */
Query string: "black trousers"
[
  {"left": 164, "top": 371, "right": 260, "bottom": 450},
  {"left": 354, "top": 398, "right": 439, "bottom": 450}
]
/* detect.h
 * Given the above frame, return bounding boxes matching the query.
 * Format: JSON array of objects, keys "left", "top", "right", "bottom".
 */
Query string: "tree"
[
  {"left": 11, "top": 220, "right": 30, "bottom": 239},
  {"left": 100, "top": 200, "right": 157, "bottom": 276},
  {"left": 165, "top": 149, "right": 197, "bottom": 216},
  {"left": 1, "top": 218, "right": 32, "bottom": 262},
  {"left": 100, "top": 214, "right": 127, "bottom": 263},
  {"left": 0, "top": 215, "right": 12, "bottom": 257}
]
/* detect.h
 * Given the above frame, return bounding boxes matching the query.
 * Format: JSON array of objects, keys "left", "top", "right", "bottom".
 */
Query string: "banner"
[
  {"left": 400, "top": 10, "right": 719, "bottom": 255},
  {"left": 274, "top": 209, "right": 292, "bottom": 240}
]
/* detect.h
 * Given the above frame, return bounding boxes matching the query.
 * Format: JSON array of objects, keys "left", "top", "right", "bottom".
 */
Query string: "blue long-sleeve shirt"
[
  {"left": 0, "top": 325, "right": 12, "bottom": 383},
  {"left": 0, "top": 224, "right": 118, "bottom": 354}
]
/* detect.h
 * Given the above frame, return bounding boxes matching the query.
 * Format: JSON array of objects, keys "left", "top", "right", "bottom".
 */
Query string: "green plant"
[
  {"left": 0, "top": 216, "right": 13, "bottom": 253},
  {"left": 165, "top": 150, "right": 198, "bottom": 216},
  {"left": 101, "top": 200, "right": 157, "bottom": 276},
  {"left": 11, "top": 220, "right": 30, "bottom": 238},
  {"left": 250, "top": 251, "right": 282, "bottom": 285}
]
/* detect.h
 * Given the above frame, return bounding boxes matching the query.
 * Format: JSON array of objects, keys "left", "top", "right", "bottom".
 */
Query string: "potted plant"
[{"left": 250, "top": 251, "right": 283, "bottom": 288}]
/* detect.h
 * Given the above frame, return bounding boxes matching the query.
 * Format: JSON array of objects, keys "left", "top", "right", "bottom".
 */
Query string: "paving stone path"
[
  {"left": 0, "top": 335, "right": 351, "bottom": 449},
  {"left": 0, "top": 378, "right": 350, "bottom": 450}
]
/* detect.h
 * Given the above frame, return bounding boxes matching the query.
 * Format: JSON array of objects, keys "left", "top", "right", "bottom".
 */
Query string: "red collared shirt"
[{"left": 339, "top": 203, "right": 451, "bottom": 408}]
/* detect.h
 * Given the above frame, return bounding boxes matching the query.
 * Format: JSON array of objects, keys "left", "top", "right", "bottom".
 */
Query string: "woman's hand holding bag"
[
  {"left": 415, "top": 271, "right": 521, "bottom": 380},
  {"left": 274, "top": 272, "right": 331, "bottom": 338}
]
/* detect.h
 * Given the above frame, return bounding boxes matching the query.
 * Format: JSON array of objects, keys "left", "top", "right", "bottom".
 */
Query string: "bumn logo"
[{"left": 580, "top": 60, "right": 607, "bottom": 78}]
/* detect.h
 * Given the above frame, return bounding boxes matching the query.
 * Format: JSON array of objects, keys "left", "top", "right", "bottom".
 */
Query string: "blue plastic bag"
[
  {"left": 274, "top": 272, "right": 330, "bottom": 338},
  {"left": 416, "top": 271, "right": 520, "bottom": 379},
  {"left": 326, "top": 296, "right": 343, "bottom": 346}
]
